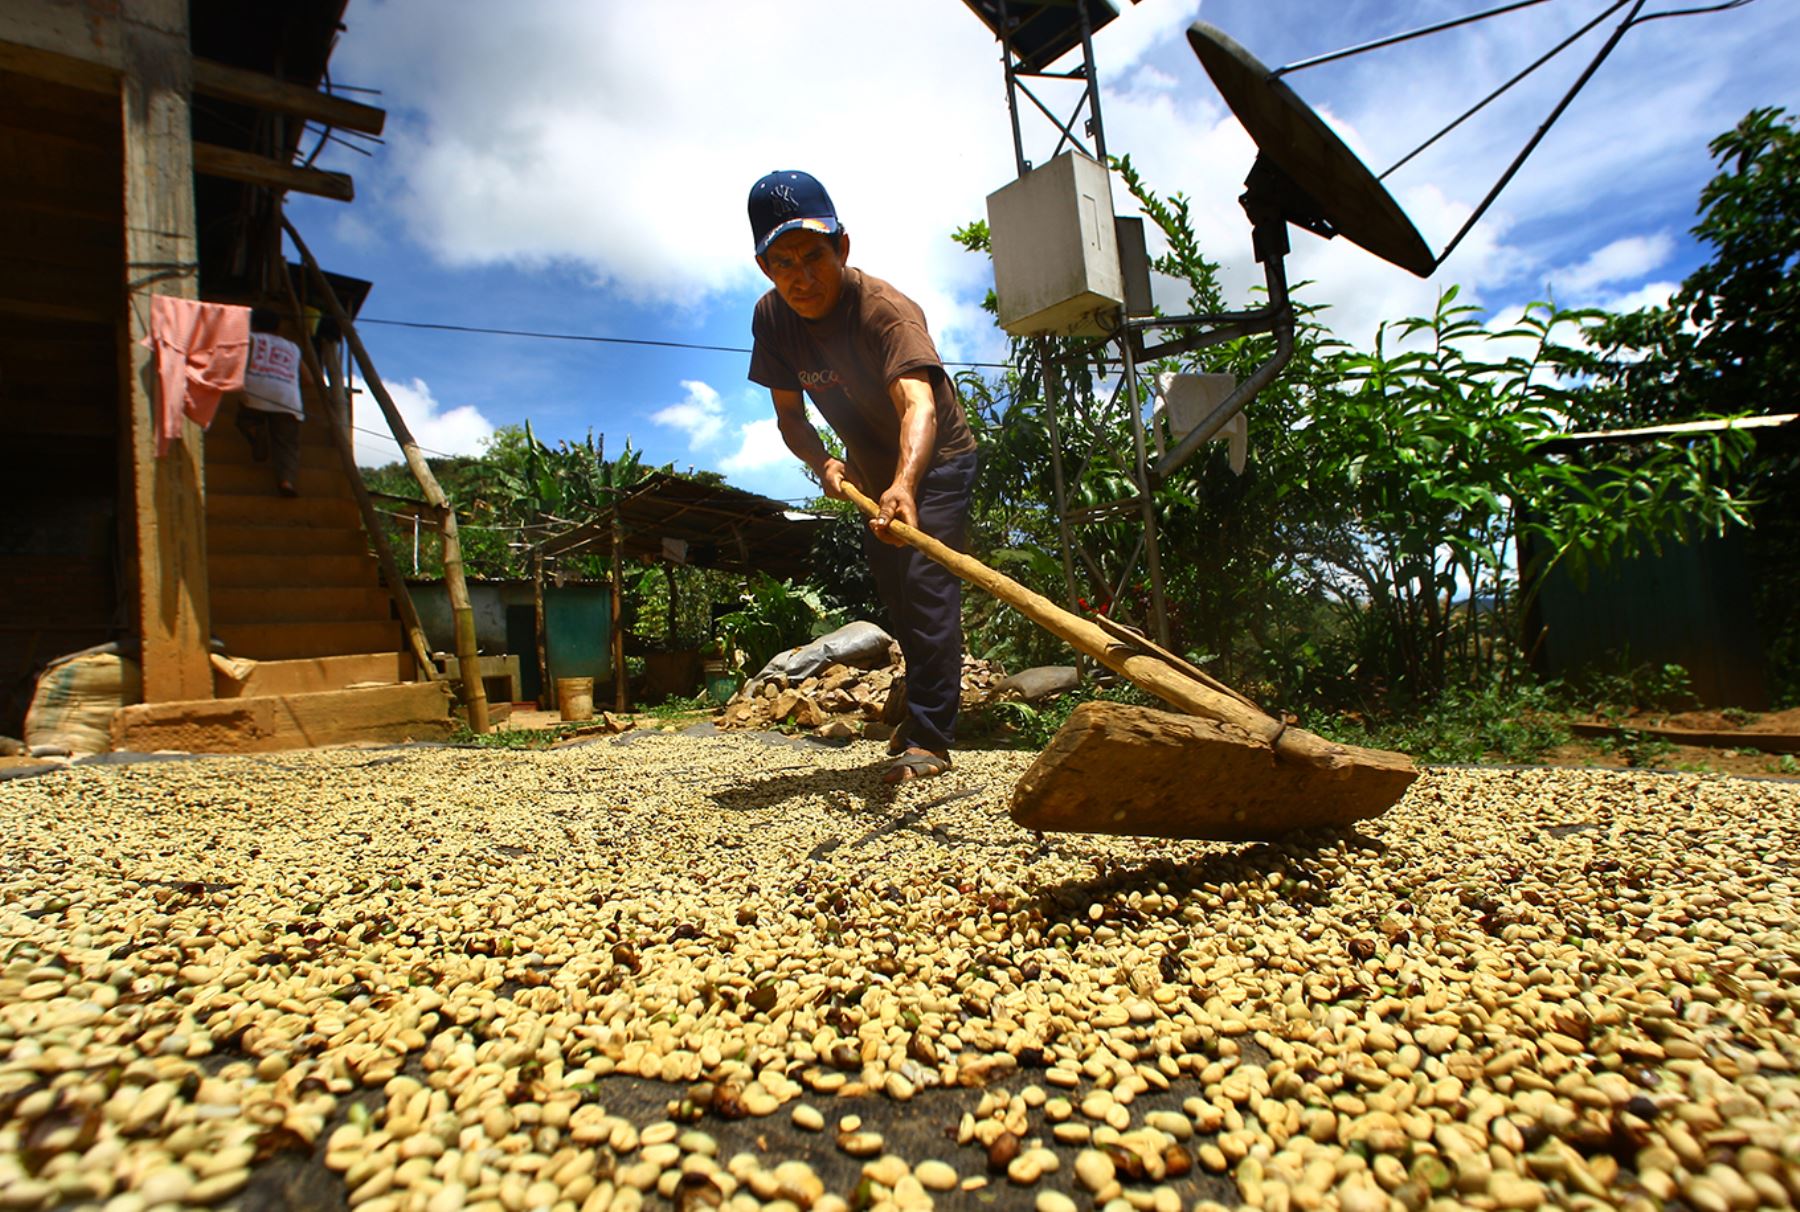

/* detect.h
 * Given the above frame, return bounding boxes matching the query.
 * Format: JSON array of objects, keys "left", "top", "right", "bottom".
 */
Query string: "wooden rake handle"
[{"left": 836, "top": 481, "right": 1286, "bottom": 747}]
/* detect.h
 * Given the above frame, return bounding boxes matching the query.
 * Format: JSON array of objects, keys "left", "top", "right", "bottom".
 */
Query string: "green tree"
[
  {"left": 363, "top": 425, "right": 667, "bottom": 581},
  {"left": 953, "top": 153, "right": 1758, "bottom": 716},
  {"left": 1562, "top": 106, "right": 1799, "bottom": 704},
  {"left": 1573, "top": 107, "right": 1798, "bottom": 425},
  {"left": 1299, "top": 292, "right": 1753, "bottom": 709}
]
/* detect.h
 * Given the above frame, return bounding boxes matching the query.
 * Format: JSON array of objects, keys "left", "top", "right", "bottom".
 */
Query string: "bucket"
[
  {"left": 702, "top": 659, "right": 740, "bottom": 706},
  {"left": 556, "top": 676, "right": 595, "bottom": 722}
]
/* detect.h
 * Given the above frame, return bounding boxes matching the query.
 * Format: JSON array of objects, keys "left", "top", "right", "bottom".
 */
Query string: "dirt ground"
[{"left": 1545, "top": 705, "right": 1800, "bottom": 779}]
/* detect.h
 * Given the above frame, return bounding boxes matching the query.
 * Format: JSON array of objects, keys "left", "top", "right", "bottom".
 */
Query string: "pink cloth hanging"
[{"left": 138, "top": 295, "right": 252, "bottom": 456}]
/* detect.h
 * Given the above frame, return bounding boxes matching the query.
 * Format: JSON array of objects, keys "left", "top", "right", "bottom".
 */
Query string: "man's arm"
[
  {"left": 771, "top": 388, "right": 849, "bottom": 500},
  {"left": 872, "top": 370, "right": 938, "bottom": 545}
]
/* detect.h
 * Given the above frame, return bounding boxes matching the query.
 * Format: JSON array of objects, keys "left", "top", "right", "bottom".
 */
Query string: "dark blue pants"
[{"left": 863, "top": 451, "right": 978, "bottom": 756}]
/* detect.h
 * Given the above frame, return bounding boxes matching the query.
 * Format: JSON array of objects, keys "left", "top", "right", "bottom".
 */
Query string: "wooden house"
[{"left": 1, "top": 0, "right": 453, "bottom": 750}]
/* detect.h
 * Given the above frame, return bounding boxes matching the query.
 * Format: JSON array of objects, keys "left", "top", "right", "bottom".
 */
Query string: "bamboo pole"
[
  {"left": 280, "top": 266, "right": 438, "bottom": 682},
  {"left": 533, "top": 547, "right": 550, "bottom": 710},
  {"left": 284, "top": 217, "right": 489, "bottom": 732},
  {"left": 610, "top": 515, "right": 626, "bottom": 713},
  {"left": 838, "top": 482, "right": 1362, "bottom": 773}
]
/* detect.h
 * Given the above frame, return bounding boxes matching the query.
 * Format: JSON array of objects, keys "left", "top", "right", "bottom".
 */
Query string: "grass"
[
  {"left": 962, "top": 678, "right": 1162, "bottom": 751},
  {"left": 639, "top": 693, "right": 715, "bottom": 720},
  {"left": 965, "top": 674, "right": 1579, "bottom": 766},
  {"left": 442, "top": 662, "right": 1799, "bottom": 778},
  {"left": 446, "top": 692, "right": 718, "bottom": 751},
  {"left": 447, "top": 719, "right": 598, "bottom": 750},
  {"left": 1308, "top": 680, "right": 1572, "bottom": 765},
  {"left": 1592, "top": 728, "right": 1677, "bottom": 769}
]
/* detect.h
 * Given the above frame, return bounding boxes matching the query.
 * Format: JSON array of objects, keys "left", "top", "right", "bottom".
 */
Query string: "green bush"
[
  {"left": 1312, "top": 677, "right": 1571, "bottom": 765},
  {"left": 965, "top": 676, "right": 1160, "bottom": 751},
  {"left": 1573, "top": 660, "right": 1697, "bottom": 719},
  {"left": 715, "top": 574, "right": 843, "bottom": 673}
]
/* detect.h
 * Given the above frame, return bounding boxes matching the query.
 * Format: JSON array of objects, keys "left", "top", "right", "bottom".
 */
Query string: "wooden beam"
[
  {"left": 611, "top": 517, "right": 627, "bottom": 712},
  {"left": 192, "top": 57, "right": 386, "bottom": 136},
  {"left": 0, "top": 3, "right": 125, "bottom": 85},
  {"left": 0, "top": 39, "right": 113, "bottom": 91},
  {"left": 291, "top": 287, "right": 439, "bottom": 684},
  {"left": 0, "top": 294, "right": 113, "bottom": 324},
  {"left": 534, "top": 548, "right": 551, "bottom": 710},
  {"left": 112, "top": 681, "right": 454, "bottom": 753},
  {"left": 120, "top": 0, "right": 212, "bottom": 703},
  {"left": 285, "top": 218, "right": 490, "bottom": 734},
  {"left": 192, "top": 141, "right": 353, "bottom": 202}
]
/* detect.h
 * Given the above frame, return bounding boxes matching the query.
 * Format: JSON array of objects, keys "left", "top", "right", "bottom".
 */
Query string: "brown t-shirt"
[{"left": 748, "top": 268, "right": 976, "bottom": 491}]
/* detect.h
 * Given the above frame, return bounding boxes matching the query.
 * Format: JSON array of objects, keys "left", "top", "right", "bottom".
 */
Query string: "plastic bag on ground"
[
  {"left": 741, "top": 621, "right": 895, "bottom": 698},
  {"left": 992, "top": 665, "right": 1081, "bottom": 703}
]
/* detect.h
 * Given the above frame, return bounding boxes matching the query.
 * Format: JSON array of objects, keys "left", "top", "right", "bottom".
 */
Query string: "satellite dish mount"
[{"left": 964, "top": 6, "right": 1434, "bottom": 647}]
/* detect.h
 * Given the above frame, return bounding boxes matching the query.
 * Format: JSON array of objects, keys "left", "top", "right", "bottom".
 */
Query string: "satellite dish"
[{"left": 1188, "top": 22, "right": 1436, "bottom": 278}]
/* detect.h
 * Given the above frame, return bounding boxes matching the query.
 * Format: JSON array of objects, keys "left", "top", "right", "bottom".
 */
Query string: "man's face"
[{"left": 758, "top": 229, "right": 849, "bottom": 320}]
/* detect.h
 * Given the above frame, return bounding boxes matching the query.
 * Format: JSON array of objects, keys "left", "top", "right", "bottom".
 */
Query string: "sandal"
[
  {"left": 885, "top": 721, "right": 910, "bottom": 757},
  {"left": 884, "top": 748, "right": 950, "bottom": 784}
]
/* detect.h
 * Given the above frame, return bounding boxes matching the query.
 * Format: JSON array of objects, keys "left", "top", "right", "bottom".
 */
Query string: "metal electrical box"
[
  {"left": 1114, "top": 215, "right": 1153, "bottom": 317},
  {"left": 987, "top": 151, "right": 1123, "bottom": 338}
]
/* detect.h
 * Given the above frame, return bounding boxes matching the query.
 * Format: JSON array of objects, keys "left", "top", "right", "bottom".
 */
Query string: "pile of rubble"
[{"left": 717, "top": 652, "right": 1009, "bottom": 737}]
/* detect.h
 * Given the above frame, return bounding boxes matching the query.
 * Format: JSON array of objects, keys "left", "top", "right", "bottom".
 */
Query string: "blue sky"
[{"left": 287, "top": 0, "right": 1799, "bottom": 504}]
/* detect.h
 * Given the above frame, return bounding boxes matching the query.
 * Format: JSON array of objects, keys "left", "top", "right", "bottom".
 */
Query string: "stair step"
[
  {"left": 211, "top": 585, "right": 395, "bottom": 626},
  {"left": 209, "top": 552, "right": 381, "bottom": 589},
  {"left": 207, "top": 523, "right": 369, "bottom": 557},
  {"left": 115, "top": 681, "right": 452, "bottom": 753},
  {"left": 216, "top": 619, "right": 403, "bottom": 662},
  {"left": 214, "top": 651, "right": 418, "bottom": 698},
  {"left": 206, "top": 492, "right": 362, "bottom": 529},
  {"left": 207, "top": 439, "right": 350, "bottom": 474},
  {"left": 299, "top": 413, "right": 347, "bottom": 448},
  {"left": 205, "top": 462, "right": 352, "bottom": 498}
]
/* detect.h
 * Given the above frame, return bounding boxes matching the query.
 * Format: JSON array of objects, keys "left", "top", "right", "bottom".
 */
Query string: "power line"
[
  {"left": 350, "top": 421, "right": 458, "bottom": 461},
  {"left": 356, "top": 315, "right": 1016, "bottom": 370},
  {"left": 360, "top": 316, "right": 749, "bottom": 355},
  {"left": 353, "top": 425, "right": 821, "bottom": 518}
]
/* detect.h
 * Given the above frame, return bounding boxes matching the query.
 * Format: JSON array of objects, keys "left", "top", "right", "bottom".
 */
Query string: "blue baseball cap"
[{"left": 748, "top": 170, "right": 841, "bottom": 257}]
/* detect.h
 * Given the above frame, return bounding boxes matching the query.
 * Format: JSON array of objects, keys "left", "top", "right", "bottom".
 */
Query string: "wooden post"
[
  {"left": 283, "top": 219, "right": 489, "bottom": 732},
  {"left": 533, "top": 547, "right": 550, "bottom": 710},
  {"left": 120, "top": 0, "right": 212, "bottom": 703},
  {"left": 611, "top": 515, "right": 627, "bottom": 712},
  {"left": 283, "top": 266, "right": 439, "bottom": 682},
  {"left": 666, "top": 563, "right": 678, "bottom": 644}
]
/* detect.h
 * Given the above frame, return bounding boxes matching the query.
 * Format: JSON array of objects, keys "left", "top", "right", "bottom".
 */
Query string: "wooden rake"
[{"left": 839, "top": 483, "right": 1417, "bottom": 840}]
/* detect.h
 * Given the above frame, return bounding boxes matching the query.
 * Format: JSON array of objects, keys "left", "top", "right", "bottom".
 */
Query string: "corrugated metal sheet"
[{"left": 1526, "top": 527, "right": 1768, "bottom": 708}]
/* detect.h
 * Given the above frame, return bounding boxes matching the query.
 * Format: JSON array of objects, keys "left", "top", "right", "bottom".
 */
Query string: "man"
[
  {"left": 233, "top": 308, "right": 306, "bottom": 497},
  {"left": 746, "top": 170, "right": 979, "bottom": 783}
]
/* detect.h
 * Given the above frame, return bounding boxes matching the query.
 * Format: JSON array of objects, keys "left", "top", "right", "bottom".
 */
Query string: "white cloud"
[
  {"left": 1590, "top": 280, "right": 1680, "bottom": 317},
  {"left": 317, "top": 0, "right": 1800, "bottom": 374},
  {"left": 352, "top": 375, "right": 495, "bottom": 469},
  {"left": 1549, "top": 233, "right": 1677, "bottom": 299},
  {"left": 331, "top": 210, "right": 380, "bottom": 250},
  {"left": 1104, "top": 1, "right": 1798, "bottom": 344},
  {"left": 1133, "top": 64, "right": 1179, "bottom": 92},
  {"left": 325, "top": 0, "right": 1196, "bottom": 337},
  {"left": 720, "top": 416, "right": 790, "bottom": 475},
  {"left": 651, "top": 380, "right": 725, "bottom": 449}
]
